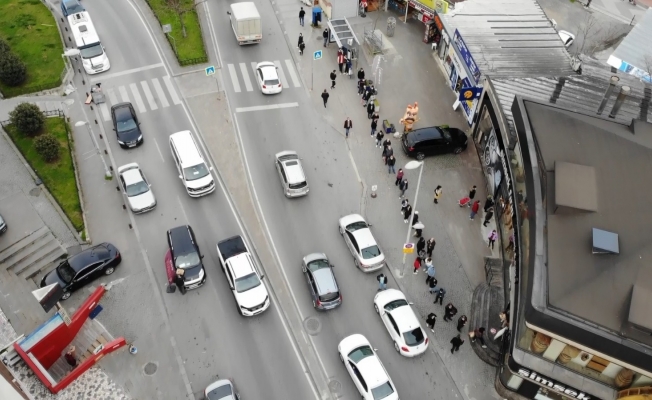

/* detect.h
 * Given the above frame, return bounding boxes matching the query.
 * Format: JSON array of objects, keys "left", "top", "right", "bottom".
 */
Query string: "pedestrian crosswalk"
[
  {"left": 97, "top": 76, "right": 182, "bottom": 122},
  {"left": 226, "top": 59, "right": 302, "bottom": 93}
]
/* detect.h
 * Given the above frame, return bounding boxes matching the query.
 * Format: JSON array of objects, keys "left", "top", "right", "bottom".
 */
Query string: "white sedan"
[
  {"left": 374, "top": 289, "right": 429, "bottom": 357},
  {"left": 558, "top": 30, "right": 575, "bottom": 48},
  {"left": 117, "top": 163, "right": 156, "bottom": 214},
  {"left": 255, "top": 62, "right": 282, "bottom": 94},
  {"left": 338, "top": 334, "right": 399, "bottom": 400},
  {"left": 338, "top": 214, "right": 386, "bottom": 272}
]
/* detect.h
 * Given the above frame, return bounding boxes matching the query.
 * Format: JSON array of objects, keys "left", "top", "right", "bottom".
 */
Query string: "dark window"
[
  {"left": 350, "top": 362, "right": 368, "bottom": 392},
  {"left": 386, "top": 314, "right": 400, "bottom": 334},
  {"left": 319, "top": 291, "right": 339, "bottom": 302},
  {"left": 346, "top": 232, "right": 359, "bottom": 254},
  {"left": 404, "top": 327, "right": 425, "bottom": 346},
  {"left": 279, "top": 163, "right": 288, "bottom": 182}
]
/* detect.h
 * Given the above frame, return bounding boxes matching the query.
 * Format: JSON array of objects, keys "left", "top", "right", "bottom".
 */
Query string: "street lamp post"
[
  {"left": 75, "top": 121, "right": 112, "bottom": 179},
  {"left": 398, "top": 160, "right": 424, "bottom": 278}
]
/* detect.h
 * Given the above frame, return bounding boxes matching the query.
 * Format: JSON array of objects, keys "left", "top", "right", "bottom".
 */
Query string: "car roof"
[
  {"left": 283, "top": 160, "right": 306, "bottom": 184},
  {"left": 303, "top": 252, "right": 328, "bottom": 265},
  {"left": 357, "top": 356, "right": 389, "bottom": 388},
  {"left": 68, "top": 243, "right": 110, "bottom": 269},
  {"left": 351, "top": 228, "right": 377, "bottom": 249},
  {"left": 169, "top": 130, "right": 204, "bottom": 166},
  {"left": 340, "top": 214, "right": 365, "bottom": 227},
  {"left": 120, "top": 167, "right": 143, "bottom": 186},
  {"left": 259, "top": 64, "right": 278, "bottom": 79},
  {"left": 168, "top": 226, "right": 194, "bottom": 254},
  {"left": 408, "top": 126, "right": 442, "bottom": 142},
  {"left": 111, "top": 103, "right": 134, "bottom": 120},
  {"left": 312, "top": 268, "right": 337, "bottom": 295},
  {"left": 389, "top": 305, "right": 420, "bottom": 332},
  {"left": 228, "top": 253, "right": 256, "bottom": 279},
  {"left": 340, "top": 334, "right": 370, "bottom": 355}
]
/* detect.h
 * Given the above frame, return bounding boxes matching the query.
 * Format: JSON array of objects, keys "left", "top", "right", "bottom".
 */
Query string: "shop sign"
[
  {"left": 517, "top": 368, "right": 594, "bottom": 399},
  {"left": 409, "top": 0, "right": 434, "bottom": 18},
  {"left": 418, "top": 0, "right": 449, "bottom": 13},
  {"left": 453, "top": 29, "right": 481, "bottom": 84},
  {"left": 458, "top": 87, "right": 482, "bottom": 102}
]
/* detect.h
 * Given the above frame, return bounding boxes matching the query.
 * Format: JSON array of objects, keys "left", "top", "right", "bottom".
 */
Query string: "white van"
[
  {"left": 227, "top": 2, "right": 262, "bottom": 45},
  {"left": 169, "top": 131, "right": 215, "bottom": 197},
  {"left": 68, "top": 12, "right": 110, "bottom": 74}
]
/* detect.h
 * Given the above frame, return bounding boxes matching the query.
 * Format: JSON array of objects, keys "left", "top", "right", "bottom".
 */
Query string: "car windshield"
[
  {"left": 66, "top": 3, "right": 84, "bottom": 14},
  {"left": 440, "top": 128, "right": 452, "bottom": 141},
  {"left": 403, "top": 327, "right": 425, "bottom": 346},
  {"left": 307, "top": 259, "right": 329, "bottom": 272},
  {"left": 175, "top": 252, "right": 200, "bottom": 269},
  {"left": 348, "top": 345, "right": 374, "bottom": 363},
  {"left": 183, "top": 163, "right": 210, "bottom": 181},
  {"left": 265, "top": 79, "right": 280, "bottom": 86},
  {"left": 371, "top": 381, "right": 395, "bottom": 400},
  {"left": 384, "top": 299, "right": 409, "bottom": 311},
  {"left": 346, "top": 221, "right": 368, "bottom": 232},
  {"left": 235, "top": 272, "right": 261, "bottom": 293},
  {"left": 56, "top": 261, "right": 75, "bottom": 284},
  {"left": 361, "top": 245, "right": 381, "bottom": 259},
  {"left": 206, "top": 383, "right": 232, "bottom": 400},
  {"left": 80, "top": 44, "right": 104, "bottom": 59},
  {"left": 126, "top": 180, "right": 149, "bottom": 197},
  {"left": 116, "top": 117, "right": 137, "bottom": 133}
]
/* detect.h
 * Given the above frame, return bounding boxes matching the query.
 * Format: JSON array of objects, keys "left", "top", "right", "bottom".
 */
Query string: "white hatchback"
[
  {"left": 117, "top": 163, "right": 156, "bottom": 214},
  {"left": 374, "top": 289, "right": 429, "bottom": 357},
  {"left": 338, "top": 214, "right": 385, "bottom": 272},
  {"left": 338, "top": 334, "right": 399, "bottom": 400},
  {"left": 255, "top": 62, "right": 282, "bottom": 94}
]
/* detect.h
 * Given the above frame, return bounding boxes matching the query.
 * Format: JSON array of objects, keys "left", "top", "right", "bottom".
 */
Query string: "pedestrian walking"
[
  {"left": 382, "top": 138, "right": 392, "bottom": 153},
  {"left": 450, "top": 334, "right": 465, "bottom": 353},
  {"left": 433, "top": 185, "right": 442, "bottom": 204},
  {"left": 488, "top": 229, "right": 498, "bottom": 250},
  {"left": 337, "top": 49, "right": 345, "bottom": 73},
  {"left": 299, "top": 41, "right": 305, "bottom": 55},
  {"left": 377, "top": 273, "right": 387, "bottom": 291},
  {"left": 434, "top": 287, "right": 445, "bottom": 304},
  {"left": 416, "top": 236, "right": 426, "bottom": 255},
  {"left": 383, "top": 145, "right": 393, "bottom": 164},
  {"left": 426, "top": 237, "right": 436, "bottom": 258},
  {"left": 330, "top": 70, "right": 337, "bottom": 89},
  {"left": 470, "top": 200, "right": 480, "bottom": 220},
  {"left": 395, "top": 169, "right": 404, "bottom": 186},
  {"left": 444, "top": 303, "right": 458, "bottom": 321},
  {"left": 298, "top": 33, "right": 304, "bottom": 48},
  {"left": 412, "top": 210, "right": 419, "bottom": 226},
  {"left": 471, "top": 327, "right": 487, "bottom": 348},
  {"left": 399, "top": 179, "right": 409, "bottom": 198},
  {"left": 403, "top": 204, "right": 413, "bottom": 223},
  {"left": 425, "top": 262, "right": 435, "bottom": 284},
  {"left": 483, "top": 206, "right": 494, "bottom": 227},
  {"left": 345, "top": 58, "right": 352, "bottom": 76},
  {"left": 370, "top": 118, "right": 378, "bottom": 137},
  {"left": 299, "top": 7, "right": 306, "bottom": 26},
  {"left": 457, "top": 315, "right": 468, "bottom": 332},
  {"left": 468, "top": 185, "right": 477, "bottom": 207},
  {"left": 483, "top": 195, "right": 494, "bottom": 212},
  {"left": 343, "top": 117, "right": 352, "bottom": 138},
  {"left": 372, "top": 112, "right": 380, "bottom": 124},
  {"left": 357, "top": 68, "right": 365, "bottom": 82},
  {"left": 175, "top": 268, "right": 187, "bottom": 295},
  {"left": 426, "top": 312, "right": 437, "bottom": 332},
  {"left": 323, "top": 28, "right": 329, "bottom": 47},
  {"left": 400, "top": 198, "right": 409, "bottom": 215},
  {"left": 357, "top": 78, "right": 365, "bottom": 95},
  {"left": 387, "top": 155, "right": 396, "bottom": 174},
  {"left": 64, "top": 346, "right": 77, "bottom": 368},
  {"left": 367, "top": 101, "right": 375, "bottom": 119},
  {"left": 413, "top": 222, "right": 424, "bottom": 238},
  {"left": 375, "top": 129, "right": 384, "bottom": 147},
  {"left": 428, "top": 278, "right": 438, "bottom": 293},
  {"left": 321, "top": 89, "right": 329, "bottom": 108},
  {"left": 413, "top": 256, "right": 421, "bottom": 274}
]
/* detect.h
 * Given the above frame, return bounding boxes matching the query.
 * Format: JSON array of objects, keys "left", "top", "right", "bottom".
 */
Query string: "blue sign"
[
  {"left": 205, "top": 66, "right": 215, "bottom": 76},
  {"left": 313, "top": 50, "right": 323, "bottom": 61},
  {"left": 458, "top": 86, "right": 483, "bottom": 102},
  {"left": 453, "top": 30, "right": 481, "bottom": 84}
]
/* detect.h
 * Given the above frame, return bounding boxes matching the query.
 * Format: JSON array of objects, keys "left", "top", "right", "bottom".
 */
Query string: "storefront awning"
[{"left": 327, "top": 18, "right": 360, "bottom": 48}]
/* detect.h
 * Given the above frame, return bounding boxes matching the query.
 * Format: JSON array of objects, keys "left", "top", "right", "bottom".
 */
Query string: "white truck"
[{"left": 227, "top": 2, "right": 262, "bottom": 45}]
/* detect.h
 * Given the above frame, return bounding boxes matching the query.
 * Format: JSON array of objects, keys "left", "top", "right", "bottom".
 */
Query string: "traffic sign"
[
  {"left": 403, "top": 243, "right": 414, "bottom": 254},
  {"left": 205, "top": 66, "right": 216, "bottom": 76},
  {"left": 313, "top": 50, "right": 323, "bottom": 61}
]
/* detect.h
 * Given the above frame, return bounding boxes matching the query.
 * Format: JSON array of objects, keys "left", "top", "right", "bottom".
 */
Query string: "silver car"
[
  {"left": 338, "top": 214, "right": 386, "bottom": 272},
  {"left": 117, "top": 163, "right": 156, "bottom": 214},
  {"left": 275, "top": 151, "right": 309, "bottom": 197},
  {"left": 204, "top": 378, "right": 240, "bottom": 400},
  {"left": 302, "top": 253, "right": 342, "bottom": 310}
]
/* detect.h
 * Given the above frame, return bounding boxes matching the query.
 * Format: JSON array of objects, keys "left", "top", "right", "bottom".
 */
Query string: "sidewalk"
[
  {"left": 588, "top": 0, "right": 648, "bottom": 24},
  {"left": 279, "top": 6, "right": 503, "bottom": 400}
]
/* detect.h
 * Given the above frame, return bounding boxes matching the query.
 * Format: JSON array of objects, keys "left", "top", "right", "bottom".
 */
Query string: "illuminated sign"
[{"left": 517, "top": 368, "right": 593, "bottom": 399}]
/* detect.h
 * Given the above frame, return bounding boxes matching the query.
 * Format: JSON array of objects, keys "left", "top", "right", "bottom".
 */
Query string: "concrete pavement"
[{"left": 587, "top": 0, "right": 648, "bottom": 25}]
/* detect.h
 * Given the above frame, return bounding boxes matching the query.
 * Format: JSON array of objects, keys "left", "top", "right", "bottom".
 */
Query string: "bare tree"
[{"left": 573, "top": 14, "right": 628, "bottom": 57}]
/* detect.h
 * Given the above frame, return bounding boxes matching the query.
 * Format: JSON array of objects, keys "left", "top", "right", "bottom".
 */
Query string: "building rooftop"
[{"left": 440, "top": 0, "right": 574, "bottom": 79}]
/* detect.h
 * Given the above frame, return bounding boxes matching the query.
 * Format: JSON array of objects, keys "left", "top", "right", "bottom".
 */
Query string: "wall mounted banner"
[{"left": 453, "top": 29, "right": 481, "bottom": 84}]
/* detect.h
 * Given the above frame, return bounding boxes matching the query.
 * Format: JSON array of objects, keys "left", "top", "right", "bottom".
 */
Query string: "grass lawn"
[
  {"left": 146, "top": 0, "right": 207, "bottom": 62},
  {"left": 0, "top": 0, "right": 65, "bottom": 97},
  {"left": 5, "top": 118, "right": 84, "bottom": 232}
]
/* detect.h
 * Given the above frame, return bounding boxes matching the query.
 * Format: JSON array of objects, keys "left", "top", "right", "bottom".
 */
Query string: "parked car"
[
  {"left": 40, "top": 243, "right": 121, "bottom": 300},
  {"left": 275, "top": 151, "right": 309, "bottom": 197},
  {"left": 111, "top": 102, "right": 143, "bottom": 148},
  {"left": 302, "top": 253, "right": 341, "bottom": 310},
  {"left": 401, "top": 125, "right": 467, "bottom": 160},
  {"left": 0, "top": 212, "right": 6, "bottom": 234},
  {"left": 374, "top": 289, "right": 429, "bottom": 357},
  {"left": 255, "top": 62, "right": 282, "bottom": 94},
  {"left": 558, "top": 30, "right": 575, "bottom": 48},
  {"left": 204, "top": 378, "right": 241, "bottom": 400},
  {"left": 338, "top": 334, "right": 399, "bottom": 400},
  {"left": 167, "top": 226, "right": 206, "bottom": 290},
  {"left": 117, "top": 163, "right": 156, "bottom": 214},
  {"left": 61, "top": 0, "right": 84, "bottom": 17},
  {"left": 338, "top": 214, "right": 385, "bottom": 272}
]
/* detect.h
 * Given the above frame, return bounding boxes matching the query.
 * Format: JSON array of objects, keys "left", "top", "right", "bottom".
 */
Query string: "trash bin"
[{"left": 387, "top": 17, "right": 396, "bottom": 37}]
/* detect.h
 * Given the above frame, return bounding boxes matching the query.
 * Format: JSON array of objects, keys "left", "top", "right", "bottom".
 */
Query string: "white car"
[
  {"left": 221, "top": 252, "right": 270, "bottom": 316},
  {"left": 275, "top": 151, "right": 309, "bottom": 197},
  {"left": 374, "top": 289, "right": 429, "bottom": 357},
  {"left": 255, "top": 62, "right": 282, "bottom": 94},
  {"left": 338, "top": 334, "right": 399, "bottom": 400},
  {"left": 204, "top": 378, "right": 241, "bottom": 400},
  {"left": 558, "top": 30, "right": 575, "bottom": 48},
  {"left": 117, "top": 163, "right": 156, "bottom": 214},
  {"left": 338, "top": 214, "right": 385, "bottom": 272}
]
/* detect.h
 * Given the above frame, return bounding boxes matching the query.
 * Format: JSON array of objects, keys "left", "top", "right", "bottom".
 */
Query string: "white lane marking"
[
  {"left": 106, "top": 87, "right": 118, "bottom": 105},
  {"left": 239, "top": 63, "right": 253, "bottom": 92},
  {"left": 250, "top": 62, "right": 257, "bottom": 75},
  {"left": 99, "top": 103, "right": 110, "bottom": 122},
  {"left": 129, "top": 83, "right": 147, "bottom": 113},
  {"left": 140, "top": 80, "right": 158, "bottom": 110},
  {"left": 227, "top": 64, "right": 241, "bottom": 93},
  {"left": 118, "top": 86, "right": 130, "bottom": 103},
  {"left": 273, "top": 60, "right": 289, "bottom": 88},
  {"left": 150, "top": 78, "right": 170, "bottom": 108},
  {"left": 163, "top": 76, "right": 182, "bottom": 105},
  {"left": 90, "top": 63, "right": 164, "bottom": 82},
  {"left": 152, "top": 137, "right": 165, "bottom": 163},
  {"left": 235, "top": 102, "right": 299, "bottom": 113},
  {"left": 284, "top": 59, "right": 301, "bottom": 88}
]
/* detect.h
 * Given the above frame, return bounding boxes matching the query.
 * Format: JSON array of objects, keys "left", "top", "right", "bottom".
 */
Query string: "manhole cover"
[
  {"left": 29, "top": 187, "right": 41, "bottom": 197},
  {"left": 143, "top": 362, "right": 157, "bottom": 376},
  {"left": 304, "top": 316, "right": 321, "bottom": 336},
  {"left": 328, "top": 379, "right": 342, "bottom": 395}
]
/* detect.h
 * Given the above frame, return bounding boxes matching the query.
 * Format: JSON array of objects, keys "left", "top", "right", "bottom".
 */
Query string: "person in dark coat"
[
  {"left": 400, "top": 198, "right": 409, "bottom": 215},
  {"left": 174, "top": 268, "right": 187, "bottom": 295},
  {"left": 375, "top": 129, "right": 384, "bottom": 147},
  {"left": 444, "top": 303, "right": 458, "bottom": 321},
  {"left": 330, "top": 70, "right": 337, "bottom": 89},
  {"left": 428, "top": 277, "right": 438, "bottom": 293},
  {"left": 426, "top": 312, "right": 437, "bottom": 332},
  {"left": 471, "top": 327, "right": 487, "bottom": 348},
  {"left": 403, "top": 204, "right": 412, "bottom": 223},
  {"left": 322, "top": 28, "right": 329, "bottom": 47},
  {"left": 367, "top": 101, "right": 375, "bottom": 119},
  {"left": 457, "top": 315, "right": 468, "bottom": 332},
  {"left": 299, "top": 41, "right": 305, "bottom": 55},
  {"left": 357, "top": 68, "right": 365, "bottom": 81},
  {"left": 383, "top": 145, "right": 393, "bottom": 164},
  {"left": 343, "top": 117, "right": 353, "bottom": 138},
  {"left": 412, "top": 210, "right": 419, "bottom": 226},
  {"left": 416, "top": 236, "right": 426, "bottom": 256},
  {"left": 426, "top": 238, "right": 436, "bottom": 258},
  {"left": 399, "top": 179, "right": 408, "bottom": 198},
  {"left": 358, "top": 79, "right": 365, "bottom": 95},
  {"left": 483, "top": 195, "right": 494, "bottom": 212},
  {"left": 468, "top": 185, "right": 477, "bottom": 206},
  {"left": 371, "top": 118, "right": 378, "bottom": 137},
  {"left": 434, "top": 287, "right": 445, "bottom": 305},
  {"left": 321, "top": 89, "right": 329, "bottom": 108},
  {"left": 450, "top": 334, "right": 465, "bottom": 353},
  {"left": 382, "top": 138, "right": 392, "bottom": 152},
  {"left": 299, "top": 7, "right": 305, "bottom": 26},
  {"left": 483, "top": 206, "right": 494, "bottom": 227},
  {"left": 298, "top": 33, "right": 304, "bottom": 48}
]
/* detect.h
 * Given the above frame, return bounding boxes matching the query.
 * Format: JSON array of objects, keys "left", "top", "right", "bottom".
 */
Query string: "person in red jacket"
[
  {"left": 337, "top": 49, "right": 345, "bottom": 73},
  {"left": 470, "top": 200, "right": 480, "bottom": 220}
]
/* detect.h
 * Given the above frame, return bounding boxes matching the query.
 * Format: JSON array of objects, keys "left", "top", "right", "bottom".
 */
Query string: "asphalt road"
[
  {"left": 64, "top": 0, "right": 316, "bottom": 398},
  {"left": 206, "top": 1, "right": 464, "bottom": 399}
]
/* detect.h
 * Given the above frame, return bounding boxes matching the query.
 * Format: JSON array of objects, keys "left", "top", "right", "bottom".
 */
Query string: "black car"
[
  {"left": 401, "top": 125, "right": 468, "bottom": 160},
  {"left": 40, "top": 243, "right": 121, "bottom": 300},
  {"left": 167, "top": 226, "right": 206, "bottom": 290},
  {"left": 111, "top": 102, "right": 143, "bottom": 149}
]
